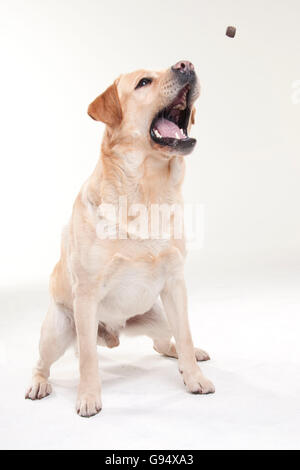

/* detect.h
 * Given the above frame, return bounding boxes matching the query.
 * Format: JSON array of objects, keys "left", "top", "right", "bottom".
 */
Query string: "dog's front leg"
[
  {"left": 161, "top": 277, "right": 215, "bottom": 394},
  {"left": 74, "top": 288, "right": 102, "bottom": 417}
]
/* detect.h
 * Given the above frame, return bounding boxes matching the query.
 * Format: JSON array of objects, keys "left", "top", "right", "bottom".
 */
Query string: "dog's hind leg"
[
  {"left": 25, "top": 299, "right": 75, "bottom": 400},
  {"left": 124, "top": 301, "right": 210, "bottom": 362}
]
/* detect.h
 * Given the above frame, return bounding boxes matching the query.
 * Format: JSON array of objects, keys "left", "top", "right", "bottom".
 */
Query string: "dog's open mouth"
[{"left": 150, "top": 84, "right": 196, "bottom": 153}]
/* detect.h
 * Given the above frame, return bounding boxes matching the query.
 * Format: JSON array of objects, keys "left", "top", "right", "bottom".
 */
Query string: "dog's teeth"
[
  {"left": 175, "top": 132, "right": 180, "bottom": 139},
  {"left": 154, "top": 129, "right": 162, "bottom": 138}
]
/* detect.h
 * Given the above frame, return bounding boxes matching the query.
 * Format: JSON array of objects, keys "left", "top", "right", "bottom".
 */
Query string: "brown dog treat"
[{"left": 226, "top": 26, "right": 236, "bottom": 38}]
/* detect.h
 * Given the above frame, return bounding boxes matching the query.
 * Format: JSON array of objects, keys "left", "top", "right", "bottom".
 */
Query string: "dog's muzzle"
[{"left": 150, "top": 60, "right": 198, "bottom": 155}]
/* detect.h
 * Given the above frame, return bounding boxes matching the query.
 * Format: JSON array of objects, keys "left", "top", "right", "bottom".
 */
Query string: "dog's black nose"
[{"left": 172, "top": 60, "right": 195, "bottom": 74}]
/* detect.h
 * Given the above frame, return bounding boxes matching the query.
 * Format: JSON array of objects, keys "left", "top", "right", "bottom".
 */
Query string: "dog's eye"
[{"left": 135, "top": 78, "right": 152, "bottom": 89}]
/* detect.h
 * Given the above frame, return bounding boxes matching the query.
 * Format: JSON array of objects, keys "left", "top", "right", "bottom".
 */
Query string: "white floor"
[{"left": 1, "top": 270, "right": 300, "bottom": 450}]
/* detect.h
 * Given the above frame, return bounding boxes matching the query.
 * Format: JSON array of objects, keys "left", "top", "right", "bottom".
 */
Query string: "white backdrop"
[
  {"left": 0, "top": 0, "right": 299, "bottom": 287},
  {"left": 0, "top": 0, "right": 300, "bottom": 450}
]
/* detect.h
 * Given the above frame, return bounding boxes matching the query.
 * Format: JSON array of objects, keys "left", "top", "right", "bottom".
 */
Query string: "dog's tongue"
[{"left": 154, "top": 118, "right": 186, "bottom": 139}]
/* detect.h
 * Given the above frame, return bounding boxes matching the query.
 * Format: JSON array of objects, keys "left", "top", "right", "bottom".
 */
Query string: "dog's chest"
[
  {"left": 94, "top": 240, "right": 183, "bottom": 327},
  {"left": 100, "top": 266, "right": 164, "bottom": 324}
]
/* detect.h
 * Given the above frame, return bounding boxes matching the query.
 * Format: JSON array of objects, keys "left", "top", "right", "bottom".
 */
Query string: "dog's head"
[{"left": 88, "top": 61, "right": 200, "bottom": 157}]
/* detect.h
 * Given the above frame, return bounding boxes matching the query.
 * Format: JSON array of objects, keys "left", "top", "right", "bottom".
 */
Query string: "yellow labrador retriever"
[{"left": 25, "top": 60, "right": 215, "bottom": 417}]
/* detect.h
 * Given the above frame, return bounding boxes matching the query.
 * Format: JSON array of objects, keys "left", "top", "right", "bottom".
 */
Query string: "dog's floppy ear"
[
  {"left": 87, "top": 81, "right": 122, "bottom": 127},
  {"left": 191, "top": 107, "right": 196, "bottom": 125}
]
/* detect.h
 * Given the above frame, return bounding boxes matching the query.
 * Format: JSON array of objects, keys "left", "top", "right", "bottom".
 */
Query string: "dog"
[{"left": 25, "top": 60, "right": 215, "bottom": 417}]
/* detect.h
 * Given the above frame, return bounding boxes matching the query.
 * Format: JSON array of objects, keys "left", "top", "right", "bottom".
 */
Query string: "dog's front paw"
[
  {"left": 25, "top": 379, "right": 52, "bottom": 400},
  {"left": 183, "top": 369, "right": 215, "bottom": 395},
  {"left": 76, "top": 391, "right": 102, "bottom": 418}
]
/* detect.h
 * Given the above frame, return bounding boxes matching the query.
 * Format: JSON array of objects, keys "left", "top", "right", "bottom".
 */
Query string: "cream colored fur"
[{"left": 25, "top": 63, "right": 215, "bottom": 417}]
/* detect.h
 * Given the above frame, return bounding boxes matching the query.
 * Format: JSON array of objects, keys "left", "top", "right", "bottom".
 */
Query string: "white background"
[{"left": 0, "top": 0, "right": 299, "bottom": 450}]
